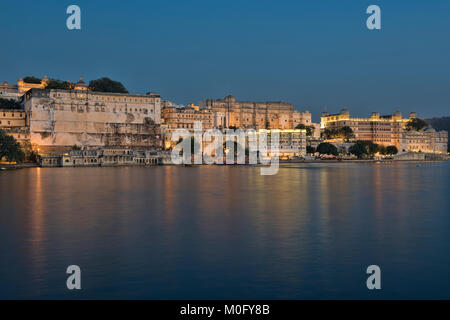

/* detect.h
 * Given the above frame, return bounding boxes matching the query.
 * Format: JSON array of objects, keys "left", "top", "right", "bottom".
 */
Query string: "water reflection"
[{"left": 0, "top": 162, "right": 449, "bottom": 299}]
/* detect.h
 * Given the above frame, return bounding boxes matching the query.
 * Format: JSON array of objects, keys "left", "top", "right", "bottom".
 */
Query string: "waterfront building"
[
  {"left": 0, "top": 108, "right": 29, "bottom": 143},
  {"left": 41, "top": 148, "right": 162, "bottom": 167},
  {"left": 292, "top": 109, "right": 321, "bottom": 138},
  {"left": 199, "top": 94, "right": 296, "bottom": 130},
  {"left": 321, "top": 109, "right": 413, "bottom": 149},
  {"left": 249, "top": 129, "right": 307, "bottom": 159},
  {"left": 39, "top": 154, "right": 62, "bottom": 167},
  {"left": 400, "top": 128, "right": 448, "bottom": 154},
  {"left": 0, "top": 108, "right": 26, "bottom": 128},
  {"left": 162, "top": 102, "right": 213, "bottom": 130},
  {"left": 100, "top": 148, "right": 160, "bottom": 166},
  {"left": 62, "top": 149, "right": 101, "bottom": 166},
  {"left": 161, "top": 102, "right": 214, "bottom": 150},
  {"left": 23, "top": 78, "right": 162, "bottom": 153}
]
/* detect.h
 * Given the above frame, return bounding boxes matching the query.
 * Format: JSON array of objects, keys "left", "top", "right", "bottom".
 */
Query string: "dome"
[
  {"left": 74, "top": 77, "right": 88, "bottom": 90},
  {"left": 224, "top": 94, "right": 236, "bottom": 102},
  {"left": 76, "top": 77, "right": 86, "bottom": 86}
]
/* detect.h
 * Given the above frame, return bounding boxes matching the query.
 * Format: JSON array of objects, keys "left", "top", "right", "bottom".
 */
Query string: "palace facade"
[
  {"left": 321, "top": 109, "right": 448, "bottom": 153},
  {"left": 22, "top": 79, "right": 162, "bottom": 152},
  {"left": 0, "top": 76, "right": 49, "bottom": 101},
  {"left": 321, "top": 109, "right": 412, "bottom": 149},
  {"left": 162, "top": 101, "right": 213, "bottom": 130},
  {"left": 199, "top": 94, "right": 312, "bottom": 130},
  {"left": 248, "top": 129, "right": 307, "bottom": 159},
  {"left": 401, "top": 128, "right": 448, "bottom": 154}
]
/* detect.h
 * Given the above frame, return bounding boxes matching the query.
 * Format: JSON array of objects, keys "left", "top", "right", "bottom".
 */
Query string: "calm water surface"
[{"left": 1, "top": 162, "right": 449, "bottom": 299}]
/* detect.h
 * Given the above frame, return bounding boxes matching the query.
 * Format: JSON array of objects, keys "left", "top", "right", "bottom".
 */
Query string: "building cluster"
[
  {"left": 321, "top": 109, "right": 448, "bottom": 154},
  {"left": 0, "top": 76, "right": 448, "bottom": 166},
  {"left": 40, "top": 148, "right": 163, "bottom": 167}
]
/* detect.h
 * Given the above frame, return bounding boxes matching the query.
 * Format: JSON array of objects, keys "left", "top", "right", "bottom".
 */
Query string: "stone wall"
[{"left": 24, "top": 88, "right": 162, "bottom": 151}]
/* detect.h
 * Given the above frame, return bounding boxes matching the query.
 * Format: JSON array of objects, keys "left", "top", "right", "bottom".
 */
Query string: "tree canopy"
[
  {"left": 316, "top": 142, "right": 338, "bottom": 156},
  {"left": 349, "top": 140, "right": 380, "bottom": 159},
  {"left": 0, "top": 130, "right": 25, "bottom": 162},
  {"left": 306, "top": 146, "right": 316, "bottom": 154},
  {"left": 46, "top": 79, "right": 73, "bottom": 90},
  {"left": 89, "top": 77, "right": 128, "bottom": 93},
  {"left": 295, "top": 124, "right": 314, "bottom": 136},
  {"left": 385, "top": 146, "right": 398, "bottom": 155},
  {"left": 23, "top": 76, "right": 42, "bottom": 84},
  {"left": 406, "top": 118, "right": 427, "bottom": 131},
  {"left": 21, "top": 140, "right": 38, "bottom": 162},
  {"left": 322, "top": 126, "right": 354, "bottom": 141}
]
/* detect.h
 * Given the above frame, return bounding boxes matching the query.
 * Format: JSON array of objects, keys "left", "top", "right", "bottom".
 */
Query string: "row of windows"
[
  {"left": 1, "top": 112, "right": 23, "bottom": 117},
  {"left": 167, "top": 114, "right": 212, "bottom": 119},
  {"left": 36, "top": 105, "right": 154, "bottom": 114},
  {"left": 53, "top": 93, "right": 159, "bottom": 103}
]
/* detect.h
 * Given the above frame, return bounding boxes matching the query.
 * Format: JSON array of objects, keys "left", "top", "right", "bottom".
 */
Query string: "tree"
[
  {"left": 46, "top": 79, "right": 73, "bottom": 90},
  {"left": 71, "top": 145, "right": 82, "bottom": 151},
  {"left": 349, "top": 140, "right": 379, "bottom": 159},
  {"left": 306, "top": 146, "right": 316, "bottom": 154},
  {"left": 0, "top": 130, "right": 25, "bottom": 162},
  {"left": 316, "top": 142, "right": 338, "bottom": 156},
  {"left": 295, "top": 124, "right": 313, "bottom": 136},
  {"left": 339, "top": 126, "right": 354, "bottom": 141},
  {"left": 406, "top": 118, "right": 427, "bottom": 131},
  {"left": 322, "top": 126, "right": 354, "bottom": 141},
  {"left": 322, "top": 128, "right": 337, "bottom": 140},
  {"left": 377, "top": 145, "right": 387, "bottom": 155},
  {"left": 386, "top": 145, "right": 398, "bottom": 155},
  {"left": 349, "top": 141, "right": 367, "bottom": 159},
  {"left": 21, "top": 140, "right": 38, "bottom": 162},
  {"left": 89, "top": 77, "right": 128, "bottom": 93},
  {"left": 23, "top": 76, "right": 73, "bottom": 90},
  {"left": 23, "top": 76, "right": 42, "bottom": 84}
]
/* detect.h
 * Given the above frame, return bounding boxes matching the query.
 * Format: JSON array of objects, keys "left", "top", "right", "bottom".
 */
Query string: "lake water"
[{"left": 1, "top": 162, "right": 449, "bottom": 299}]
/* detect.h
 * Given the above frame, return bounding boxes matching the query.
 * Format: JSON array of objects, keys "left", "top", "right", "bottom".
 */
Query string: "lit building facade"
[
  {"left": 23, "top": 79, "right": 162, "bottom": 152},
  {"left": 161, "top": 102, "right": 214, "bottom": 150},
  {"left": 0, "top": 77, "right": 49, "bottom": 101},
  {"left": 249, "top": 129, "right": 307, "bottom": 159},
  {"left": 0, "top": 109, "right": 26, "bottom": 128},
  {"left": 162, "top": 103, "right": 213, "bottom": 130},
  {"left": 0, "top": 109, "right": 29, "bottom": 143},
  {"left": 401, "top": 128, "right": 448, "bottom": 154},
  {"left": 321, "top": 109, "right": 413, "bottom": 149},
  {"left": 199, "top": 94, "right": 297, "bottom": 130}
]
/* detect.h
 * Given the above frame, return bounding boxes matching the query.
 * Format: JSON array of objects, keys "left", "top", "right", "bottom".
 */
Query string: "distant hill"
[{"left": 426, "top": 117, "right": 450, "bottom": 132}]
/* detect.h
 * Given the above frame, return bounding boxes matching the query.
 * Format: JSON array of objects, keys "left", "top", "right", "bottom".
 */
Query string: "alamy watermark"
[
  {"left": 66, "top": 265, "right": 81, "bottom": 290},
  {"left": 66, "top": 5, "right": 81, "bottom": 30},
  {"left": 366, "top": 5, "right": 381, "bottom": 30},
  {"left": 170, "top": 121, "right": 280, "bottom": 175},
  {"left": 366, "top": 265, "right": 381, "bottom": 290}
]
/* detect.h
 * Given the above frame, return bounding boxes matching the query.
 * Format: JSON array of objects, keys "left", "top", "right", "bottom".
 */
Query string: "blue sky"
[{"left": 1, "top": 0, "right": 449, "bottom": 120}]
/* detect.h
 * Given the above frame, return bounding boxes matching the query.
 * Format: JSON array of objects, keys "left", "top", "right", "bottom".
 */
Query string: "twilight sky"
[{"left": 1, "top": 0, "right": 449, "bottom": 121}]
